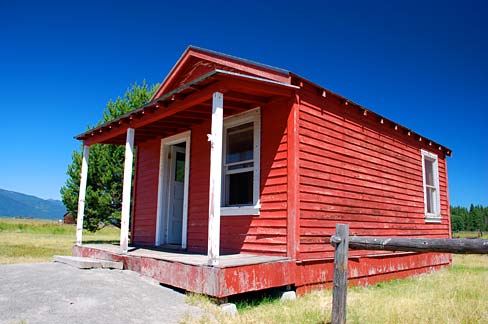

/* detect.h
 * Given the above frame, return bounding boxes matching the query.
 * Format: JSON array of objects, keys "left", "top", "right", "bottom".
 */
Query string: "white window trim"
[
  {"left": 221, "top": 108, "right": 261, "bottom": 216},
  {"left": 421, "top": 149, "right": 441, "bottom": 222}
]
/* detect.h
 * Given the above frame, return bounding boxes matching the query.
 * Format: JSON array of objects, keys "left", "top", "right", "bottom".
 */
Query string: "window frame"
[
  {"left": 421, "top": 149, "right": 441, "bottom": 222},
  {"left": 221, "top": 108, "right": 261, "bottom": 216}
]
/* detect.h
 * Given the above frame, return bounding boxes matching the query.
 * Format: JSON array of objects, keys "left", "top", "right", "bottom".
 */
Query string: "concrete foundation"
[{"left": 53, "top": 255, "right": 123, "bottom": 270}]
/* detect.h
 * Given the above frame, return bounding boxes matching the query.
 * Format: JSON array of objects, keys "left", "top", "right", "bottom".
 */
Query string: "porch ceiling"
[{"left": 76, "top": 70, "right": 299, "bottom": 146}]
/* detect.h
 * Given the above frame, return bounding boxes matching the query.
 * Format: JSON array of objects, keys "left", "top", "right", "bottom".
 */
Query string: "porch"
[
  {"left": 74, "top": 67, "right": 298, "bottom": 266},
  {"left": 73, "top": 244, "right": 294, "bottom": 298}
]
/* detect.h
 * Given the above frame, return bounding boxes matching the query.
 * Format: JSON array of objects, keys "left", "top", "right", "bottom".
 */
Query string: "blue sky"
[{"left": 0, "top": 0, "right": 486, "bottom": 206}]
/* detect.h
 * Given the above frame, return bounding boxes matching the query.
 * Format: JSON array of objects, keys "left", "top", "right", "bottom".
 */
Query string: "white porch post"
[
  {"left": 207, "top": 92, "right": 223, "bottom": 265},
  {"left": 76, "top": 144, "right": 90, "bottom": 246},
  {"left": 120, "top": 128, "right": 135, "bottom": 253}
]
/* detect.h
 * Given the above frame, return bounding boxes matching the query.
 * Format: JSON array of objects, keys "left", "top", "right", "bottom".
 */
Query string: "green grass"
[
  {"left": 183, "top": 254, "right": 488, "bottom": 324},
  {"left": 0, "top": 217, "right": 119, "bottom": 264}
]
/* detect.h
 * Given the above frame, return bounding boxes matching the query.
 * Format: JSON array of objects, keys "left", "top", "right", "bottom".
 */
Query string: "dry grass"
[
  {"left": 453, "top": 231, "right": 488, "bottom": 239},
  {"left": 0, "top": 217, "right": 119, "bottom": 264},
  {"left": 183, "top": 254, "right": 488, "bottom": 324},
  {"left": 183, "top": 291, "right": 332, "bottom": 324},
  {"left": 345, "top": 254, "right": 488, "bottom": 324},
  {"left": 2, "top": 218, "right": 487, "bottom": 323}
]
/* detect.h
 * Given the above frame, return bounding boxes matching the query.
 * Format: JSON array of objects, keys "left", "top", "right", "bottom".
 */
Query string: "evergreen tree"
[
  {"left": 481, "top": 205, "right": 486, "bottom": 232},
  {"left": 467, "top": 204, "right": 476, "bottom": 231},
  {"left": 450, "top": 204, "right": 488, "bottom": 233},
  {"left": 61, "top": 81, "right": 158, "bottom": 231},
  {"left": 450, "top": 213, "right": 464, "bottom": 232},
  {"left": 472, "top": 205, "right": 484, "bottom": 232}
]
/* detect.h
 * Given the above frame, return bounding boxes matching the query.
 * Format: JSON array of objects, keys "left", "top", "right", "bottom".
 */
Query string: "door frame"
[{"left": 155, "top": 130, "right": 191, "bottom": 248}]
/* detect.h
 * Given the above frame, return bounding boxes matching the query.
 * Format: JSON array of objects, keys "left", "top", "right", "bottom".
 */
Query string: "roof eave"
[
  {"left": 289, "top": 72, "right": 452, "bottom": 157},
  {"left": 75, "top": 69, "right": 298, "bottom": 141}
]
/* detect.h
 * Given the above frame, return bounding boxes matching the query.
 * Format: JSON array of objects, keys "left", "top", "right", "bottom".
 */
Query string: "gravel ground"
[{"left": 0, "top": 262, "right": 202, "bottom": 324}]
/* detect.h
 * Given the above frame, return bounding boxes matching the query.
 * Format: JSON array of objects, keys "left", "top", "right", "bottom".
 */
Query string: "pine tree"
[{"left": 61, "top": 81, "right": 158, "bottom": 231}]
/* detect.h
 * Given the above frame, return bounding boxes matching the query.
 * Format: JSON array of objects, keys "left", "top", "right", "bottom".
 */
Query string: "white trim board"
[
  {"left": 120, "top": 128, "right": 135, "bottom": 253},
  {"left": 76, "top": 144, "right": 90, "bottom": 246}
]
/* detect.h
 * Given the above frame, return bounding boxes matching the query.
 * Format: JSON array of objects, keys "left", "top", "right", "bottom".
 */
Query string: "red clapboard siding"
[
  {"left": 186, "top": 100, "right": 290, "bottom": 256},
  {"left": 132, "top": 138, "right": 161, "bottom": 245},
  {"left": 297, "top": 86, "right": 450, "bottom": 261}
]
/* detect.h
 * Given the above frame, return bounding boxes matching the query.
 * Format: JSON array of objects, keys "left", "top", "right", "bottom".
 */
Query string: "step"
[{"left": 53, "top": 255, "right": 123, "bottom": 270}]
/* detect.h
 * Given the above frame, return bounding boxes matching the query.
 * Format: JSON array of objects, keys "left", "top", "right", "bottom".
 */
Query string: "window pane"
[
  {"left": 228, "top": 162, "right": 253, "bottom": 171},
  {"left": 226, "top": 171, "right": 253, "bottom": 206},
  {"left": 426, "top": 187, "right": 436, "bottom": 214},
  {"left": 175, "top": 152, "right": 185, "bottom": 182},
  {"left": 424, "top": 159, "right": 434, "bottom": 186},
  {"left": 226, "top": 123, "right": 253, "bottom": 164}
]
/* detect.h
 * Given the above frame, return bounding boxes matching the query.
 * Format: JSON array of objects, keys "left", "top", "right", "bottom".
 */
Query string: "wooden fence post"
[
  {"left": 331, "top": 224, "right": 349, "bottom": 324},
  {"left": 328, "top": 223, "right": 488, "bottom": 323}
]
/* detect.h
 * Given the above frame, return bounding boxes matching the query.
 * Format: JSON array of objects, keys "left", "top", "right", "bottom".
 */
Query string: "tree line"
[{"left": 451, "top": 204, "right": 488, "bottom": 232}]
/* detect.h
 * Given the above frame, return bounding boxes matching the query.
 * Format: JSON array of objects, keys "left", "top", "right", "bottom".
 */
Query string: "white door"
[{"left": 167, "top": 146, "right": 185, "bottom": 245}]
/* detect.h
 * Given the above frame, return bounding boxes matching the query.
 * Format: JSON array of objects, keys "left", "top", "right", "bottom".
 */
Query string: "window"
[
  {"left": 421, "top": 150, "right": 441, "bottom": 221},
  {"left": 221, "top": 108, "right": 260, "bottom": 215}
]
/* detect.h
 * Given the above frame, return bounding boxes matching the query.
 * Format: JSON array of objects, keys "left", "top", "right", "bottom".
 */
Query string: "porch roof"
[{"left": 76, "top": 69, "right": 298, "bottom": 146}]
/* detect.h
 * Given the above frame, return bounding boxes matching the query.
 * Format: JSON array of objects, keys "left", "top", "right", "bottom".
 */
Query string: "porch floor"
[
  {"left": 81, "top": 243, "right": 289, "bottom": 268},
  {"left": 73, "top": 244, "right": 295, "bottom": 298}
]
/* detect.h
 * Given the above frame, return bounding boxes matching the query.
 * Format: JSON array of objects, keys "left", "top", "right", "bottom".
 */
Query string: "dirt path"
[{"left": 0, "top": 262, "right": 202, "bottom": 324}]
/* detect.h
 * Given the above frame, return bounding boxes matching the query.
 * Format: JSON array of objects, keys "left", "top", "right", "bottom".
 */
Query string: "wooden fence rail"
[{"left": 330, "top": 224, "right": 488, "bottom": 324}]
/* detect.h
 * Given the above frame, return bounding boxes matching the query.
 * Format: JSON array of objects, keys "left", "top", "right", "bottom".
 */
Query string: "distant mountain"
[{"left": 0, "top": 189, "right": 66, "bottom": 219}]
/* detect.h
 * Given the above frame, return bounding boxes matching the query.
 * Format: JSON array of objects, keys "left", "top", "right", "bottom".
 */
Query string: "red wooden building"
[{"left": 73, "top": 46, "right": 452, "bottom": 297}]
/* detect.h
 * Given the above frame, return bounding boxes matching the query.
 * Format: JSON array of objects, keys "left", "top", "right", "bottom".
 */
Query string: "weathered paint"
[
  {"left": 74, "top": 245, "right": 450, "bottom": 298},
  {"left": 286, "top": 94, "right": 300, "bottom": 260},
  {"left": 295, "top": 252, "right": 451, "bottom": 295},
  {"left": 296, "top": 82, "right": 451, "bottom": 261},
  {"left": 73, "top": 245, "right": 294, "bottom": 298},
  {"left": 130, "top": 95, "right": 291, "bottom": 256},
  {"left": 185, "top": 97, "right": 290, "bottom": 255},
  {"left": 76, "top": 47, "right": 453, "bottom": 297},
  {"left": 207, "top": 92, "right": 224, "bottom": 265}
]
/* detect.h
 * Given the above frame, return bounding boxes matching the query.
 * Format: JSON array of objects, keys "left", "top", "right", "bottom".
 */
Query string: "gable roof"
[
  {"left": 76, "top": 46, "right": 451, "bottom": 156},
  {"left": 151, "top": 45, "right": 291, "bottom": 99}
]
